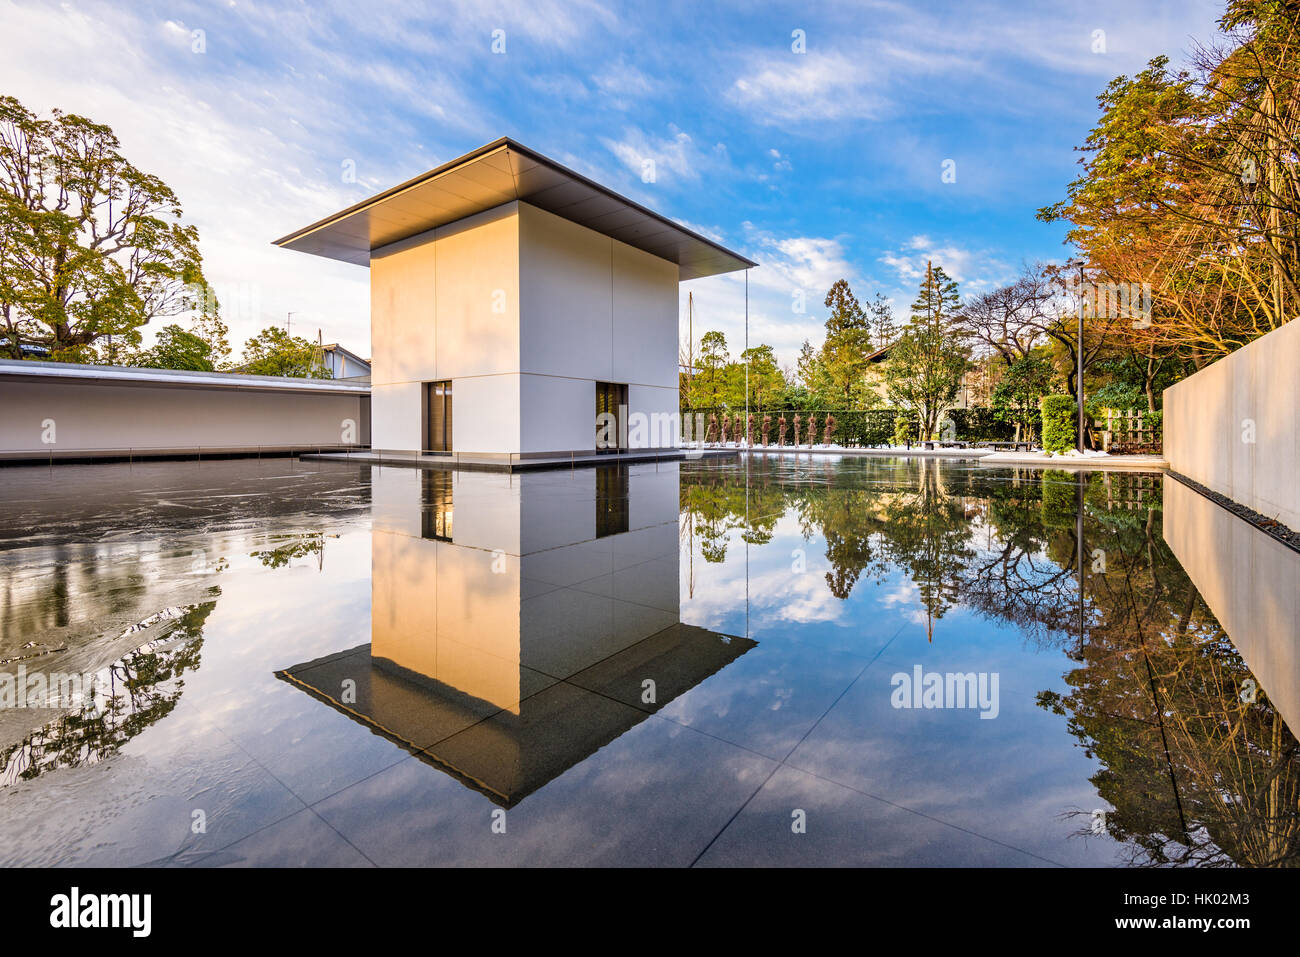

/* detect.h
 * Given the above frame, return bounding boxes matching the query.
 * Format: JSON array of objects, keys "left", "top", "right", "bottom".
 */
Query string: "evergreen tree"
[
  {"left": 884, "top": 263, "right": 970, "bottom": 439},
  {"left": 819, "top": 279, "right": 874, "bottom": 404},
  {"left": 868, "top": 292, "right": 897, "bottom": 349}
]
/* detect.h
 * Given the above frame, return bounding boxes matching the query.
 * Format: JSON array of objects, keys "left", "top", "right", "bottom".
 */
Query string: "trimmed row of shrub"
[
  {"left": 682, "top": 407, "right": 1016, "bottom": 446},
  {"left": 1039, "top": 395, "right": 1077, "bottom": 453}
]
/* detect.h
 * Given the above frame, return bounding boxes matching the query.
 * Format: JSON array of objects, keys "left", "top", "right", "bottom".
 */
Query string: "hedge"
[
  {"left": 944, "top": 407, "right": 1016, "bottom": 443},
  {"left": 1040, "top": 395, "right": 1077, "bottom": 453},
  {"left": 683, "top": 406, "right": 1019, "bottom": 446}
]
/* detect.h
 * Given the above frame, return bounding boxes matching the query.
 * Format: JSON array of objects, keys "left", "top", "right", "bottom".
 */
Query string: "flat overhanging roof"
[
  {"left": 0, "top": 358, "right": 370, "bottom": 395},
  {"left": 272, "top": 137, "right": 757, "bottom": 281}
]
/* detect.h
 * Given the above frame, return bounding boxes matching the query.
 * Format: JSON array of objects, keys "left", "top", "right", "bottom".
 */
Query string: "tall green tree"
[
  {"left": 0, "top": 95, "right": 207, "bottom": 361},
  {"left": 240, "top": 327, "right": 330, "bottom": 378},
  {"left": 910, "top": 262, "right": 962, "bottom": 329},
  {"left": 868, "top": 292, "right": 897, "bottom": 349},
  {"left": 991, "top": 352, "right": 1057, "bottom": 442},
  {"left": 884, "top": 263, "right": 970, "bottom": 439},
  {"left": 740, "top": 343, "right": 786, "bottom": 410},
  {"left": 131, "top": 323, "right": 215, "bottom": 371},
  {"left": 819, "top": 279, "right": 874, "bottom": 403},
  {"left": 691, "top": 329, "right": 730, "bottom": 407}
]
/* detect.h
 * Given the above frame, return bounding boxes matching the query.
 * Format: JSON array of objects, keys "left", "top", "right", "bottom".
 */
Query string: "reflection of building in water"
[
  {"left": 277, "top": 462, "right": 753, "bottom": 806},
  {"left": 1163, "top": 476, "right": 1300, "bottom": 738}
]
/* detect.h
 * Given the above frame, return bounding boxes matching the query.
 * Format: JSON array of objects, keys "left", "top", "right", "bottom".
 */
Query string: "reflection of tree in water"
[
  {"left": 680, "top": 460, "right": 1300, "bottom": 865},
  {"left": 959, "top": 470, "right": 1084, "bottom": 649},
  {"left": 682, "top": 459, "right": 975, "bottom": 627},
  {"left": 799, "top": 459, "right": 974, "bottom": 634},
  {"left": 1037, "top": 501, "right": 1300, "bottom": 867},
  {"left": 872, "top": 459, "right": 973, "bottom": 631},
  {"left": 2, "top": 543, "right": 155, "bottom": 645},
  {"left": 963, "top": 470, "right": 1300, "bottom": 865},
  {"left": 678, "top": 462, "right": 786, "bottom": 564},
  {"left": 0, "top": 597, "right": 215, "bottom": 787},
  {"left": 250, "top": 532, "right": 327, "bottom": 569}
]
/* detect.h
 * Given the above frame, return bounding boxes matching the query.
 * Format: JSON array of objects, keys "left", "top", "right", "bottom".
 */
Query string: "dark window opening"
[
  {"left": 596, "top": 381, "right": 628, "bottom": 453},
  {"left": 426, "top": 381, "right": 452, "bottom": 453},
  {"left": 596, "top": 465, "right": 630, "bottom": 538},
  {"left": 421, "top": 470, "right": 453, "bottom": 541}
]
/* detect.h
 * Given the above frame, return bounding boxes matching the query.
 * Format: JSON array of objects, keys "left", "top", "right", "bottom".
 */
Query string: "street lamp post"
[{"left": 1067, "top": 259, "right": 1086, "bottom": 453}]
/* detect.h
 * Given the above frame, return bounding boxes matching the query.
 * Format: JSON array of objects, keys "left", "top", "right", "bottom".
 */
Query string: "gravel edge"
[{"left": 1166, "top": 470, "right": 1300, "bottom": 554}]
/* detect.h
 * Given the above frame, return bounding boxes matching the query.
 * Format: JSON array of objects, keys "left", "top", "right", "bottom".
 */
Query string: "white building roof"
[
  {"left": 0, "top": 358, "right": 371, "bottom": 395},
  {"left": 273, "top": 137, "right": 757, "bottom": 281}
]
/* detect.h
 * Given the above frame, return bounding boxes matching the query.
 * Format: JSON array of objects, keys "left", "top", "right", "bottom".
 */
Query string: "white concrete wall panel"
[
  {"left": 611, "top": 241, "right": 679, "bottom": 389},
  {"left": 518, "top": 204, "right": 613, "bottom": 383},
  {"left": 519, "top": 373, "right": 592, "bottom": 454},
  {"left": 1164, "top": 317, "right": 1300, "bottom": 529},
  {"left": 627, "top": 384, "right": 680, "bottom": 449},
  {"left": 432, "top": 204, "right": 520, "bottom": 380},
  {"left": 370, "top": 231, "right": 438, "bottom": 387},
  {"left": 452, "top": 374, "right": 520, "bottom": 454},
  {"left": 370, "top": 381, "right": 422, "bottom": 453},
  {"left": 0, "top": 380, "right": 365, "bottom": 454}
]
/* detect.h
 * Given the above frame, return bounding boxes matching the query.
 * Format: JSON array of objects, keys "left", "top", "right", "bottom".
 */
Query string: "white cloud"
[
  {"left": 725, "top": 1, "right": 1224, "bottom": 130},
  {"left": 601, "top": 125, "right": 728, "bottom": 184},
  {"left": 729, "top": 51, "right": 890, "bottom": 124},
  {"left": 0, "top": 0, "right": 624, "bottom": 359},
  {"left": 593, "top": 58, "right": 656, "bottom": 100},
  {"left": 879, "top": 235, "right": 1011, "bottom": 294}
]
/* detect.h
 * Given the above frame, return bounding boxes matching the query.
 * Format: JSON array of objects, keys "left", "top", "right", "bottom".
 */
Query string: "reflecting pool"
[{"left": 0, "top": 454, "right": 1296, "bottom": 866}]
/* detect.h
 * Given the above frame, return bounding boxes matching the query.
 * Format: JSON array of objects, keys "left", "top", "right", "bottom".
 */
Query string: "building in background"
[{"left": 320, "top": 343, "right": 371, "bottom": 380}]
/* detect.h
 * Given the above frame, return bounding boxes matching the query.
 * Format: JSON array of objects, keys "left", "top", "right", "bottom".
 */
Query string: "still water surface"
[{"left": 0, "top": 455, "right": 1296, "bottom": 866}]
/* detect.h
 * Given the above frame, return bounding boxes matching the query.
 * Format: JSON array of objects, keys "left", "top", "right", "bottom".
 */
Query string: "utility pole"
[
  {"left": 1066, "top": 258, "right": 1087, "bottom": 452},
  {"left": 1077, "top": 267, "right": 1085, "bottom": 453},
  {"left": 286, "top": 311, "right": 296, "bottom": 337},
  {"left": 688, "top": 291, "right": 694, "bottom": 390}
]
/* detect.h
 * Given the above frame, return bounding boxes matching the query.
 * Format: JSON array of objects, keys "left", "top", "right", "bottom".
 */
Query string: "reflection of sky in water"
[{"left": 0, "top": 455, "right": 1295, "bottom": 867}]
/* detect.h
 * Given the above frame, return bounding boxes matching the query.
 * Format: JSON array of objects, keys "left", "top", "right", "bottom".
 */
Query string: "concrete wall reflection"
[{"left": 1164, "top": 475, "right": 1300, "bottom": 737}]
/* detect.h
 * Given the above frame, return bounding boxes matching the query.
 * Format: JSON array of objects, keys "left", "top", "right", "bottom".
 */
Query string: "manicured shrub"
[
  {"left": 1040, "top": 395, "right": 1077, "bottom": 453},
  {"left": 1040, "top": 469, "right": 1078, "bottom": 528},
  {"left": 892, "top": 415, "right": 912, "bottom": 446},
  {"left": 947, "top": 407, "right": 1015, "bottom": 442}
]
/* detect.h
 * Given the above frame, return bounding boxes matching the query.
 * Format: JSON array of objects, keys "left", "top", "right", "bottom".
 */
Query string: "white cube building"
[{"left": 275, "top": 138, "right": 754, "bottom": 460}]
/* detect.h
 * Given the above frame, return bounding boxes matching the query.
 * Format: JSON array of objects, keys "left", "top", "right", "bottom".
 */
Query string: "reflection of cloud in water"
[{"left": 682, "top": 528, "right": 849, "bottom": 629}]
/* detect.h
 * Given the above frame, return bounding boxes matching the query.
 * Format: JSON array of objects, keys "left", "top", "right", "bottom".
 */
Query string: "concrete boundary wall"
[
  {"left": 1163, "top": 475, "right": 1300, "bottom": 738},
  {"left": 0, "top": 362, "right": 370, "bottom": 463},
  {"left": 1164, "top": 318, "right": 1300, "bottom": 530}
]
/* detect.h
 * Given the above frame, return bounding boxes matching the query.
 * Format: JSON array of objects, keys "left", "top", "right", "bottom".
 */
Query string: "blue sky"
[{"left": 0, "top": 0, "right": 1226, "bottom": 367}]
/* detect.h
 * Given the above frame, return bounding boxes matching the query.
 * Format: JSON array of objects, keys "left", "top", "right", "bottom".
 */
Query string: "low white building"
[
  {"left": 0, "top": 359, "right": 370, "bottom": 463},
  {"left": 275, "top": 138, "right": 754, "bottom": 460}
]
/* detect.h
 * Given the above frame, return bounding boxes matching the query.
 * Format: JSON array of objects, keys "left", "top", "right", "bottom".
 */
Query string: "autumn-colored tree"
[{"left": 1041, "top": 4, "right": 1300, "bottom": 374}]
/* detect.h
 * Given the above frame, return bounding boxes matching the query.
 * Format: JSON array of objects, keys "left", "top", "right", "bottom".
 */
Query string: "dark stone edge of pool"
[{"left": 1167, "top": 469, "right": 1300, "bottom": 555}]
